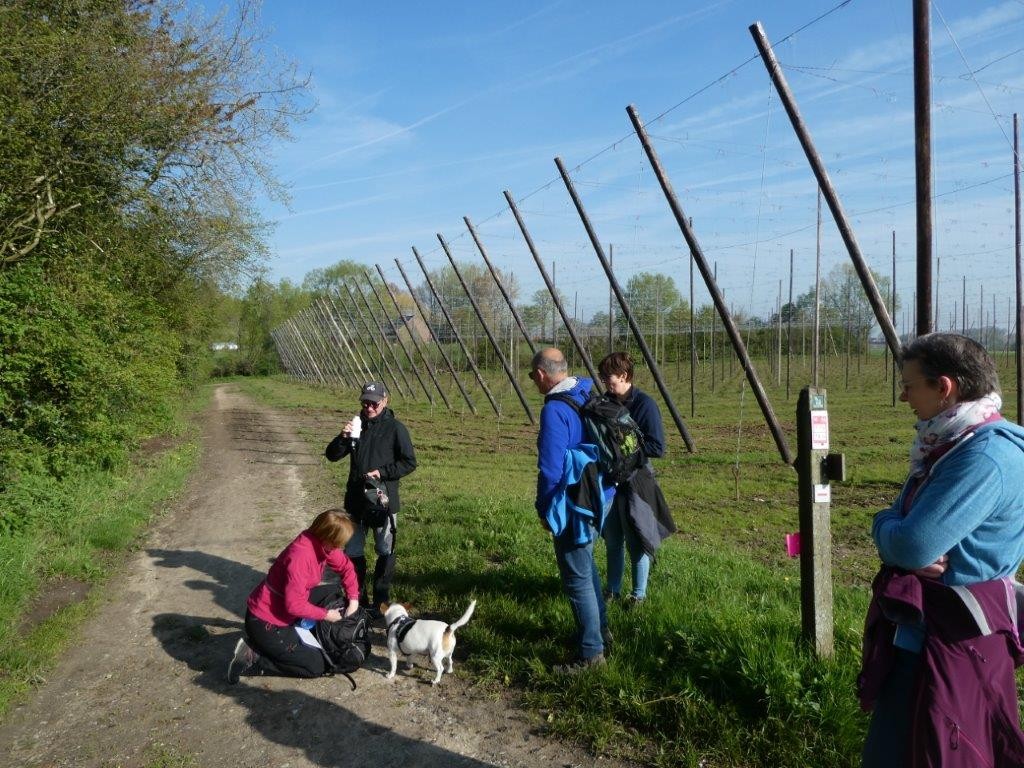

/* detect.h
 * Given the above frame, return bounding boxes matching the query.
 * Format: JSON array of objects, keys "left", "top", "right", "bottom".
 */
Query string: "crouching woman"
[{"left": 228, "top": 509, "right": 361, "bottom": 683}]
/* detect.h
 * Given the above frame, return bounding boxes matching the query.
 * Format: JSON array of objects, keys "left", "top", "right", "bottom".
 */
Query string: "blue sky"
[{"left": 202, "top": 1, "right": 1023, "bottom": 327}]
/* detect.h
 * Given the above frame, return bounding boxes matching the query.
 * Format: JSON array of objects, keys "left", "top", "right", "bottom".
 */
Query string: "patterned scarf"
[{"left": 908, "top": 392, "right": 1002, "bottom": 477}]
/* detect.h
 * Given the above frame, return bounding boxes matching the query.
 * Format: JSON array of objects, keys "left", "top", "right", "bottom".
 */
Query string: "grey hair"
[
  {"left": 901, "top": 333, "right": 999, "bottom": 400},
  {"left": 531, "top": 349, "right": 567, "bottom": 376}
]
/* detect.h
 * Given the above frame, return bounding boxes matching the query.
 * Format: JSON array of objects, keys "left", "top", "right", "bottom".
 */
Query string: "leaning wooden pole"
[
  {"left": 388, "top": 259, "right": 469, "bottom": 413},
  {"left": 345, "top": 279, "right": 417, "bottom": 398},
  {"left": 335, "top": 284, "right": 409, "bottom": 398},
  {"left": 320, "top": 295, "right": 370, "bottom": 383},
  {"left": 750, "top": 21, "right": 901, "bottom": 363},
  {"left": 554, "top": 155, "right": 695, "bottom": 452},
  {"left": 626, "top": 105, "right": 790, "bottom": 464},
  {"left": 464, "top": 216, "right": 537, "bottom": 356},
  {"left": 441, "top": 231, "right": 535, "bottom": 424},
  {"left": 406, "top": 248, "right": 492, "bottom": 415},
  {"left": 362, "top": 273, "right": 435, "bottom": 404},
  {"left": 503, "top": 189, "right": 602, "bottom": 389},
  {"left": 372, "top": 267, "right": 450, "bottom": 409}
]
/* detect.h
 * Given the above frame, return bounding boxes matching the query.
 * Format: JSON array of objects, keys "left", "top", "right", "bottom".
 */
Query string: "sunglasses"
[{"left": 361, "top": 400, "right": 384, "bottom": 409}]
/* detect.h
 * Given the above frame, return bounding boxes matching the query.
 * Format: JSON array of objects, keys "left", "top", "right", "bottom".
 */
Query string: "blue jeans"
[
  {"left": 603, "top": 498, "right": 651, "bottom": 599},
  {"left": 553, "top": 529, "right": 608, "bottom": 660}
]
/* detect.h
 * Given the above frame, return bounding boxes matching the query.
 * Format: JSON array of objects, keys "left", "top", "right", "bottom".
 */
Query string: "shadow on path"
[{"left": 153, "top": 612, "right": 497, "bottom": 768}]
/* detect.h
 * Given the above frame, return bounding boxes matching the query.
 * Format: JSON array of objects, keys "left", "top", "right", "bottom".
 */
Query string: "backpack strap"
[{"left": 547, "top": 391, "right": 589, "bottom": 417}]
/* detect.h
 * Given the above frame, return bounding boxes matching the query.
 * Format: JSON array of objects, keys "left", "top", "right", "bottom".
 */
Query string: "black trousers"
[{"left": 244, "top": 584, "right": 338, "bottom": 678}]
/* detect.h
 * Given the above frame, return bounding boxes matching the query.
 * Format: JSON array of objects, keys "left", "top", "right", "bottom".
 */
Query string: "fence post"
[{"left": 795, "top": 387, "right": 837, "bottom": 658}]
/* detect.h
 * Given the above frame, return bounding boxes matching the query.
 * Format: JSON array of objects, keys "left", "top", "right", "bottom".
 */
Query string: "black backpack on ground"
[
  {"left": 313, "top": 595, "right": 372, "bottom": 690},
  {"left": 549, "top": 392, "right": 646, "bottom": 485}
]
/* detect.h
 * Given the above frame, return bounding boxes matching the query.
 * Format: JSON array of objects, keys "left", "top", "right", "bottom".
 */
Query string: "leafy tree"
[{"left": 0, "top": 0, "right": 310, "bottom": 483}]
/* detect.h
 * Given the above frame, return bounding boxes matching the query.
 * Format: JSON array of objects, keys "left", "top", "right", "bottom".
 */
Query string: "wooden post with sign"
[{"left": 795, "top": 387, "right": 837, "bottom": 657}]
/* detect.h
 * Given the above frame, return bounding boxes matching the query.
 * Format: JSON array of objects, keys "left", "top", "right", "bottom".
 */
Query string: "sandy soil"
[{"left": 0, "top": 385, "right": 641, "bottom": 768}]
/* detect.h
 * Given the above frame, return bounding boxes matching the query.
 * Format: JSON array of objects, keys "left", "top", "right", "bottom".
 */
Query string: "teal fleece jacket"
[{"left": 872, "top": 420, "right": 1024, "bottom": 585}]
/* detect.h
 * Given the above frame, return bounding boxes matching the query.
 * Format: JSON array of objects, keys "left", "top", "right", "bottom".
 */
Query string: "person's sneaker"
[
  {"left": 552, "top": 653, "right": 606, "bottom": 675},
  {"left": 227, "top": 636, "right": 259, "bottom": 684},
  {"left": 603, "top": 590, "right": 620, "bottom": 604}
]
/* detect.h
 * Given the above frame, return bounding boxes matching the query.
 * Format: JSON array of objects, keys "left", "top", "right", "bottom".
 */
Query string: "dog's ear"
[
  {"left": 378, "top": 602, "right": 390, "bottom": 614},
  {"left": 401, "top": 602, "right": 413, "bottom": 611}
]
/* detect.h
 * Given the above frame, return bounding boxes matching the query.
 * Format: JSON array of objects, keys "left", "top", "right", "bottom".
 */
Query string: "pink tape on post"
[{"left": 785, "top": 532, "right": 801, "bottom": 558}]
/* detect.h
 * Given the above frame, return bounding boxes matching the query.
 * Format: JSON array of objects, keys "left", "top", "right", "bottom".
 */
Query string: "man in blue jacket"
[{"left": 529, "top": 347, "right": 610, "bottom": 673}]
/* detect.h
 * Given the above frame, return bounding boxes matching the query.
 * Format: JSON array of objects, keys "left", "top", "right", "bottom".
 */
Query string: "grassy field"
[
  {"left": 0, "top": 389, "right": 205, "bottom": 717},
  {"left": 235, "top": 350, "right": 1018, "bottom": 768}
]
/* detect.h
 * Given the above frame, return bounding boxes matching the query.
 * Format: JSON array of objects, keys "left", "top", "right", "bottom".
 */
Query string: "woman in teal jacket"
[{"left": 863, "top": 333, "right": 1024, "bottom": 767}]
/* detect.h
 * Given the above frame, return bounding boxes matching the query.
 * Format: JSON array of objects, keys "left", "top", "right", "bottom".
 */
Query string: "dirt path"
[{"left": 0, "top": 385, "right": 637, "bottom": 768}]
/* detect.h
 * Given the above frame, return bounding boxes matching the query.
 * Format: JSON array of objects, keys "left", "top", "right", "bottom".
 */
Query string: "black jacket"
[{"left": 325, "top": 408, "right": 416, "bottom": 519}]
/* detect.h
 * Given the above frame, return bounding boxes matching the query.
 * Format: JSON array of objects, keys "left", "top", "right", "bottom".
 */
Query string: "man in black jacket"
[{"left": 325, "top": 382, "right": 416, "bottom": 611}]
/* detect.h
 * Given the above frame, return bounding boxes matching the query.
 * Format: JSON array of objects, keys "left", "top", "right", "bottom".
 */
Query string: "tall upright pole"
[
  {"left": 892, "top": 233, "right": 898, "bottom": 407},
  {"left": 464, "top": 216, "right": 537, "bottom": 356},
  {"left": 436, "top": 234, "right": 533, "bottom": 422},
  {"left": 373, "top": 266, "right": 452, "bottom": 410},
  {"left": 397, "top": 255, "right": 479, "bottom": 414},
  {"left": 360, "top": 274, "right": 434, "bottom": 404},
  {"left": 1014, "top": 113, "right": 1022, "bottom": 424},
  {"left": 787, "top": 249, "right": 794, "bottom": 399},
  {"left": 813, "top": 190, "right": 822, "bottom": 388},
  {"left": 624, "top": 109, "right": 793, "bottom": 463},
  {"left": 555, "top": 155, "right": 695, "bottom": 452},
  {"left": 690, "top": 228, "right": 696, "bottom": 418},
  {"left": 914, "top": 0, "right": 934, "bottom": 336},
  {"left": 750, "top": 22, "right": 901, "bottom": 361},
  {"left": 933, "top": 256, "right": 941, "bottom": 332},
  {"left": 503, "top": 189, "right": 602, "bottom": 389}
]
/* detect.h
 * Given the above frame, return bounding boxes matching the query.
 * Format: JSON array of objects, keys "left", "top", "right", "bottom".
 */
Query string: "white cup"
[{"left": 349, "top": 415, "right": 362, "bottom": 439}]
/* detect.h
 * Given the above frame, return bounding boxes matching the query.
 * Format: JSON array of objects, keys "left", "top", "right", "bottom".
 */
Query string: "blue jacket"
[
  {"left": 535, "top": 376, "right": 592, "bottom": 517},
  {"left": 542, "top": 444, "right": 614, "bottom": 543},
  {"left": 872, "top": 420, "right": 1024, "bottom": 585}
]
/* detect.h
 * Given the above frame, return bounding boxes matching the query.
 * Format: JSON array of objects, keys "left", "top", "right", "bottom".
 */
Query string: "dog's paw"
[{"left": 385, "top": 671, "right": 396, "bottom": 680}]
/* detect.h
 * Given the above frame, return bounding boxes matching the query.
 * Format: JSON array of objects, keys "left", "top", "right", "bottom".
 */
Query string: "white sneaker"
[{"left": 227, "top": 637, "right": 258, "bottom": 684}]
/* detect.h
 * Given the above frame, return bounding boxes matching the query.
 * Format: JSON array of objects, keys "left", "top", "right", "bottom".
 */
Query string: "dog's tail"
[{"left": 446, "top": 599, "right": 477, "bottom": 635}]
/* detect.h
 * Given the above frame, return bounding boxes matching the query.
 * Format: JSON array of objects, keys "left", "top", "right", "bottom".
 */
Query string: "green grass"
[
  {"left": 0, "top": 387, "right": 206, "bottom": 715},
  {"left": 234, "top": 352, "right": 985, "bottom": 768}
]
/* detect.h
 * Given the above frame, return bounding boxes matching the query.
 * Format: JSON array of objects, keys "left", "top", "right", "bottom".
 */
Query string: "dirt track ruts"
[{"left": 0, "top": 385, "right": 639, "bottom": 768}]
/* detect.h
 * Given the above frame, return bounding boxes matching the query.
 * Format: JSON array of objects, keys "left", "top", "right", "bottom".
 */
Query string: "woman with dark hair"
[
  {"left": 227, "top": 509, "right": 361, "bottom": 683},
  {"left": 597, "top": 351, "right": 672, "bottom": 606},
  {"left": 861, "top": 333, "right": 1024, "bottom": 766}
]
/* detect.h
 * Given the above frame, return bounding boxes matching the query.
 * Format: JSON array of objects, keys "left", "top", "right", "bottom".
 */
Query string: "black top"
[{"left": 325, "top": 408, "right": 417, "bottom": 518}]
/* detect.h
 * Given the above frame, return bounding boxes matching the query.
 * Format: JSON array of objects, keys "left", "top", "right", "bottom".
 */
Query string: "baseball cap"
[{"left": 360, "top": 382, "right": 388, "bottom": 403}]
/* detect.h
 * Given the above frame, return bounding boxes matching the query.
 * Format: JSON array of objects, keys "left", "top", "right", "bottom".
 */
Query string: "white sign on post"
[{"left": 811, "top": 410, "right": 829, "bottom": 450}]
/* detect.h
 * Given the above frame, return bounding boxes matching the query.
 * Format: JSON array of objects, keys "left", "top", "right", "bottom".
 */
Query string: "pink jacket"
[{"left": 246, "top": 530, "right": 359, "bottom": 627}]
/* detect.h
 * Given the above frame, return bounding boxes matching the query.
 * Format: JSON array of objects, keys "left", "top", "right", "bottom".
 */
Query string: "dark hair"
[
  {"left": 308, "top": 509, "right": 356, "bottom": 550},
  {"left": 901, "top": 333, "right": 999, "bottom": 400},
  {"left": 598, "top": 351, "right": 634, "bottom": 382}
]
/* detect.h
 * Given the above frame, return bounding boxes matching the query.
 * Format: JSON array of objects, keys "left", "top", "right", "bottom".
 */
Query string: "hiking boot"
[
  {"left": 623, "top": 595, "right": 646, "bottom": 611},
  {"left": 602, "top": 627, "right": 614, "bottom": 655},
  {"left": 227, "top": 636, "right": 259, "bottom": 684},
  {"left": 552, "top": 653, "right": 606, "bottom": 675}
]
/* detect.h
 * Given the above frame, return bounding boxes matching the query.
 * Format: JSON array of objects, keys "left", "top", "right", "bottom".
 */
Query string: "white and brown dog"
[{"left": 382, "top": 599, "right": 476, "bottom": 685}]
